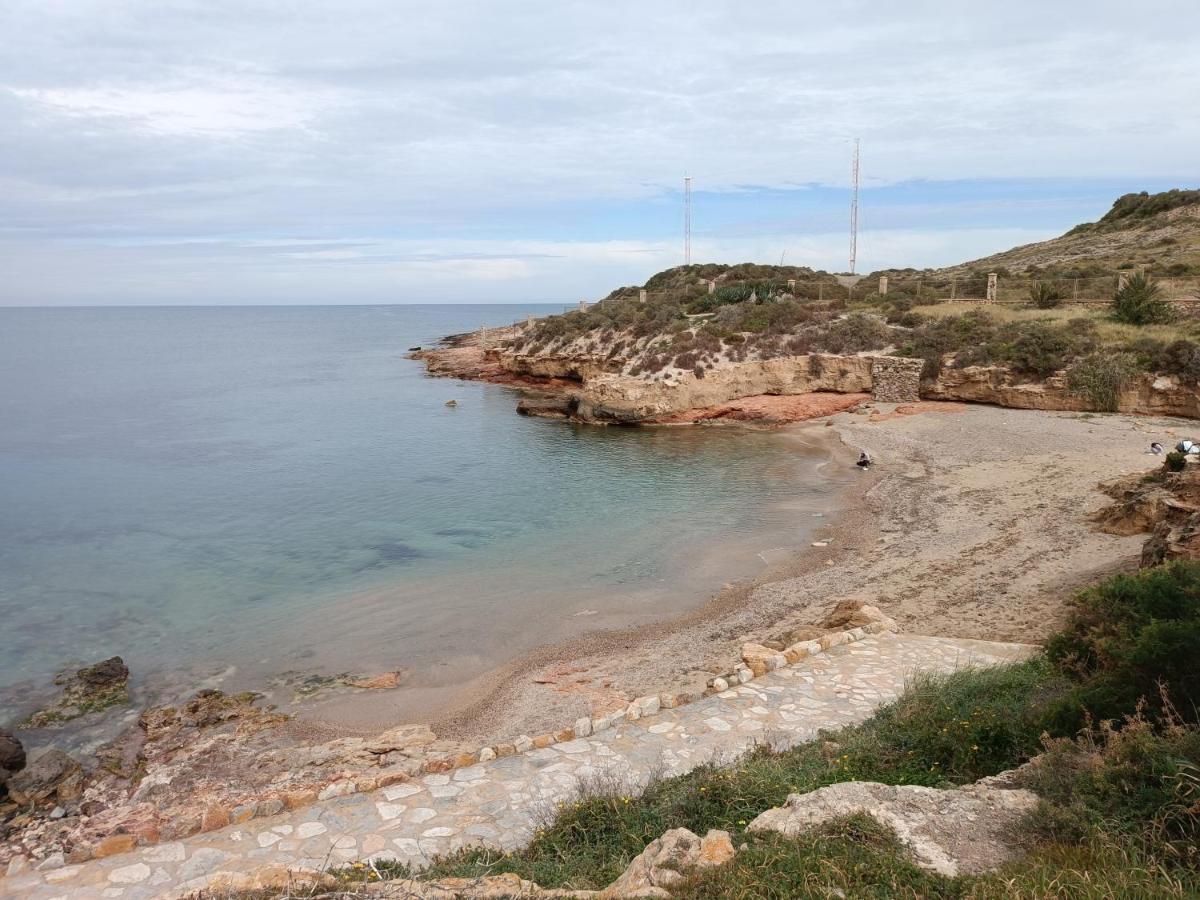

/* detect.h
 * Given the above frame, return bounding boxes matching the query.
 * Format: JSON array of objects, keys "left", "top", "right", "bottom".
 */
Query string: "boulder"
[
  {"left": 740, "top": 643, "right": 786, "bottom": 678},
  {"left": 0, "top": 727, "right": 25, "bottom": 775},
  {"left": 822, "top": 598, "right": 896, "bottom": 632},
  {"left": 599, "top": 828, "right": 735, "bottom": 898},
  {"left": 5, "top": 748, "right": 82, "bottom": 806},
  {"left": 748, "top": 778, "right": 1037, "bottom": 877}
]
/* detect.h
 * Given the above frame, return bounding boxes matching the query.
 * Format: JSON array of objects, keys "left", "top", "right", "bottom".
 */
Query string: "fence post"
[
  {"left": 878, "top": 275, "right": 888, "bottom": 295},
  {"left": 950, "top": 276, "right": 957, "bottom": 300},
  {"left": 638, "top": 289, "right": 647, "bottom": 303},
  {"left": 986, "top": 273, "right": 998, "bottom": 303},
  {"left": 787, "top": 279, "right": 796, "bottom": 291},
  {"left": 1073, "top": 279, "right": 1079, "bottom": 300},
  {"left": 526, "top": 315, "right": 535, "bottom": 327},
  {"left": 479, "top": 326, "right": 490, "bottom": 349},
  {"left": 707, "top": 280, "right": 716, "bottom": 295},
  {"left": 819, "top": 283, "right": 824, "bottom": 302}
]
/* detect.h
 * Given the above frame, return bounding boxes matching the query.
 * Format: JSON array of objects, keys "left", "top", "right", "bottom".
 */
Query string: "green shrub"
[
  {"left": 1045, "top": 560, "right": 1200, "bottom": 728},
  {"left": 1065, "top": 352, "right": 1138, "bottom": 412},
  {"left": 1028, "top": 281, "right": 1065, "bottom": 309},
  {"left": 809, "top": 314, "right": 895, "bottom": 354},
  {"left": 1127, "top": 338, "right": 1200, "bottom": 380},
  {"left": 1022, "top": 714, "right": 1200, "bottom": 856},
  {"left": 897, "top": 310, "right": 997, "bottom": 378},
  {"left": 1167, "top": 451, "right": 1188, "bottom": 472},
  {"left": 1112, "top": 273, "right": 1173, "bottom": 325}
]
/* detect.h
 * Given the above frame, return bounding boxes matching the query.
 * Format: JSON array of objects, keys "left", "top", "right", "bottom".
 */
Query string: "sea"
[{"left": 0, "top": 304, "right": 851, "bottom": 730}]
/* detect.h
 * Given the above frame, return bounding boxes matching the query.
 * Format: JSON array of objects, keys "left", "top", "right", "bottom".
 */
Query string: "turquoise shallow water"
[{"left": 0, "top": 305, "right": 849, "bottom": 721}]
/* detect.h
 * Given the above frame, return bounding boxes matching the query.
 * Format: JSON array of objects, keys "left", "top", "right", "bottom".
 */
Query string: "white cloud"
[
  {"left": 0, "top": 0, "right": 1196, "bottom": 303},
  {"left": 12, "top": 78, "right": 333, "bottom": 136}
]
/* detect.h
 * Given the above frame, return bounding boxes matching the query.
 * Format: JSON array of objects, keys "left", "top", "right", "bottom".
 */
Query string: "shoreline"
[
  {"left": 3, "top": 400, "right": 1180, "bottom": 868},
  {"left": 416, "top": 403, "right": 1173, "bottom": 746},
  {"left": 276, "top": 421, "right": 859, "bottom": 737}
]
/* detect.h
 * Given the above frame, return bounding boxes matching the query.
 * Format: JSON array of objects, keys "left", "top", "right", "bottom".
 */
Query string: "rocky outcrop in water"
[
  {"left": 416, "top": 321, "right": 1200, "bottom": 424},
  {"left": 21, "top": 656, "right": 130, "bottom": 729}
]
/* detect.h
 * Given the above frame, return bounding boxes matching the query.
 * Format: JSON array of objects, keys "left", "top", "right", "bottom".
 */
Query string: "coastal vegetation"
[
  {"left": 1111, "top": 272, "right": 1175, "bottom": 325},
  {"left": 307, "top": 559, "right": 1200, "bottom": 898},
  {"left": 506, "top": 190, "right": 1200, "bottom": 395}
]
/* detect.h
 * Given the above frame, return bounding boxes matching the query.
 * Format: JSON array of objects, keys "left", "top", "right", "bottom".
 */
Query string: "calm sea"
[{"left": 0, "top": 305, "right": 850, "bottom": 727}]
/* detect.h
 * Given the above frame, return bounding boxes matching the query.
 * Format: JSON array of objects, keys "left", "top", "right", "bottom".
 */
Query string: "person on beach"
[
  {"left": 856, "top": 450, "right": 872, "bottom": 469},
  {"left": 1150, "top": 442, "right": 1164, "bottom": 454},
  {"left": 1175, "top": 440, "right": 1198, "bottom": 455}
]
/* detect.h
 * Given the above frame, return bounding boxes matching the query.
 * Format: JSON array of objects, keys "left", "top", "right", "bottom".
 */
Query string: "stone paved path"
[{"left": 2, "top": 633, "right": 1031, "bottom": 899}]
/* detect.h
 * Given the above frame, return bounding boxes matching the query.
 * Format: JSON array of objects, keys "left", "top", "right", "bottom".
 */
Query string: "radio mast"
[
  {"left": 848, "top": 139, "right": 860, "bottom": 274},
  {"left": 683, "top": 174, "right": 693, "bottom": 266}
]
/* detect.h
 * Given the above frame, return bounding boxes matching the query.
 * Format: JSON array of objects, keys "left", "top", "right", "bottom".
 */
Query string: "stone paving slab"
[{"left": 1, "top": 633, "right": 1032, "bottom": 899}]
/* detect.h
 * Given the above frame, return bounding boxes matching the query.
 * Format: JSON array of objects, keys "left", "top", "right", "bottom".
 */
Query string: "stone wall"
[{"left": 870, "top": 357, "right": 924, "bottom": 403}]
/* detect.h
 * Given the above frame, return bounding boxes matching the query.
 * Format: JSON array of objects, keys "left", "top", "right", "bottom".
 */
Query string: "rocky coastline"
[
  {"left": 6, "top": 315, "right": 1195, "bottom": 879},
  {"left": 410, "top": 322, "right": 1200, "bottom": 424}
]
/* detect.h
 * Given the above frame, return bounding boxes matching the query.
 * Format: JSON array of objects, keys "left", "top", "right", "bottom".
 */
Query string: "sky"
[{"left": 1, "top": 1, "right": 1197, "bottom": 306}]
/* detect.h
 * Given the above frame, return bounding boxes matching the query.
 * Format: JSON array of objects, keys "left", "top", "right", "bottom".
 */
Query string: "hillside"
[{"left": 938, "top": 189, "right": 1200, "bottom": 278}]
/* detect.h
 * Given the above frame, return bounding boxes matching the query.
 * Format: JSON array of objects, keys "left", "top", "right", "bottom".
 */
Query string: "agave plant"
[{"left": 1028, "top": 281, "right": 1065, "bottom": 309}]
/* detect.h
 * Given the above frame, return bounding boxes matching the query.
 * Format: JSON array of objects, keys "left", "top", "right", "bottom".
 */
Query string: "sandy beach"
[{"left": 418, "top": 402, "right": 1175, "bottom": 745}]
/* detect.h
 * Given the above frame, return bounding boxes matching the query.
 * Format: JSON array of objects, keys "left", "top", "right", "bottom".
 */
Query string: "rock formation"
[
  {"left": 1094, "top": 461, "right": 1200, "bottom": 565},
  {"left": 748, "top": 777, "right": 1038, "bottom": 877},
  {"left": 21, "top": 656, "right": 130, "bottom": 728},
  {"left": 0, "top": 728, "right": 24, "bottom": 783},
  {"left": 598, "top": 828, "right": 735, "bottom": 898}
]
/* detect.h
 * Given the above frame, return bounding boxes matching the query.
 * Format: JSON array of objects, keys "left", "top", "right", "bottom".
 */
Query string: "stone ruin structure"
[{"left": 870, "top": 356, "right": 924, "bottom": 403}]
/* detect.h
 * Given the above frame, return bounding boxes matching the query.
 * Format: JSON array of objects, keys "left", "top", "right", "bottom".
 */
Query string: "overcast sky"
[{"left": 2, "top": 1, "right": 1197, "bottom": 305}]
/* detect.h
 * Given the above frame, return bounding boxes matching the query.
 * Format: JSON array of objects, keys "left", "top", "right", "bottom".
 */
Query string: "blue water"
[{"left": 0, "top": 305, "right": 847, "bottom": 722}]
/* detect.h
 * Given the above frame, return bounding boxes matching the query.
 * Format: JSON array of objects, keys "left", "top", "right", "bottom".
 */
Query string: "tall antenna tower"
[
  {"left": 848, "top": 139, "right": 860, "bottom": 274},
  {"left": 683, "top": 174, "right": 693, "bottom": 266}
]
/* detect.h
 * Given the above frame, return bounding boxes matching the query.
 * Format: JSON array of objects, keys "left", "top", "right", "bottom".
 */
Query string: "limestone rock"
[
  {"left": 575, "top": 355, "right": 876, "bottom": 423},
  {"left": 6, "top": 748, "right": 82, "bottom": 805},
  {"left": 822, "top": 598, "right": 897, "bottom": 632},
  {"left": 748, "top": 779, "right": 1038, "bottom": 876},
  {"left": 356, "top": 871, "right": 588, "bottom": 898},
  {"left": 599, "top": 828, "right": 735, "bottom": 898},
  {"left": 740, "top": 643, "right": 786, "bottom": 677},
  {"left": 343, "top": 670, "right": 406, "bottom": 690}
]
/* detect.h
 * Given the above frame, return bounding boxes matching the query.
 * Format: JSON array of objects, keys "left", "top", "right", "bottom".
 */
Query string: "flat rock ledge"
[{"left": 748, "top": 777, "right": 1039, "bottom": 877}]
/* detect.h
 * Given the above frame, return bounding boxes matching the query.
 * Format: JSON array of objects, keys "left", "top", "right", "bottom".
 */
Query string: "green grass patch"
[{"left": 402, "top": 660, "right": 1064, "bottom": 890}]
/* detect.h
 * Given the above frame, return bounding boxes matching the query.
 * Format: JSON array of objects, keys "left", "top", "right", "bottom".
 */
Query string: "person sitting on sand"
[
  {"left": 856, "top": 450, "right": 872, "bottom": 469},
  {"left": 1176, "top": 440, "right": 1198, "bottom": 455},
  {"left": 1150, "top": 442, "right": 1164, "bottom": 455}
]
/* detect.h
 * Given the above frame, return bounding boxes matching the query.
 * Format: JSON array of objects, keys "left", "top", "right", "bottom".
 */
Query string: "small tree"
[
  {"left": 1028, "top": 281, "right": 1064, "bottom": 309},
  {"left": 1066, "top": 352, "right": 1139, "bottom": 412},
  {"left": 1111, "top": 273, "right": 1173, "bottom": 325}
]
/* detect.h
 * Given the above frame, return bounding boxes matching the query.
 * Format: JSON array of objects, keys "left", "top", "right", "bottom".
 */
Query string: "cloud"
[
  {"left": 12, "top": 79, "right": 331, "bottom": 136},
  {"left": 0, "top": 0, "right": 1196, "bottom": 303}
]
